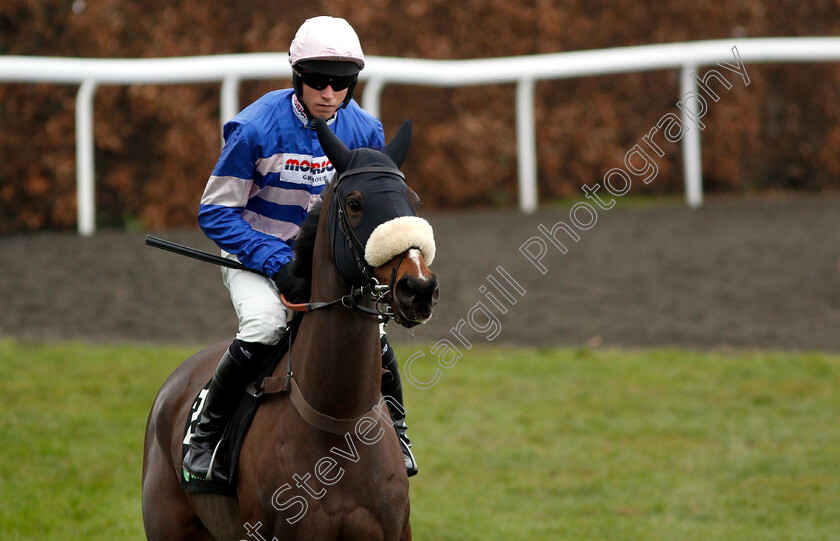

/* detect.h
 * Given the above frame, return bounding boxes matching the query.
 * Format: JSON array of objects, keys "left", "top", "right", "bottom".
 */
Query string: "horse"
[{"left": 142, "top": 118, "right": 439, "bottom": 540}]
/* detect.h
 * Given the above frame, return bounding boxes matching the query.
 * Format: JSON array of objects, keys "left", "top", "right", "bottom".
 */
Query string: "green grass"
[
  {"left": 1, "top": 340, "right": 839, "bottom": 540},
  {"left": 0, "top": 340, "right": 192, "bottom": 540}
]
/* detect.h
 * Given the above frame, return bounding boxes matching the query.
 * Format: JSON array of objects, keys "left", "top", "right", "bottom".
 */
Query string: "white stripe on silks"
[
  {"left": 255, "top": 153, "right": 287, "bottom": 176},
  {"left": 201, "top": 175, "right": 252, "bottom": 207},
  {"left": 241, "top": 209, "right": 301, "bottom": 241},
  {"left": 257, "top": 186, "right": 312, "bottom": 209}
]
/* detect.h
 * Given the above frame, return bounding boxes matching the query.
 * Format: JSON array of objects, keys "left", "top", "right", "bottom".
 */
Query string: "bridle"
[
  {"left": 275, "top": 164, "right": 415, "bottom": 402},
  {"left": 280, "top": 164, "right": 411, "bottom": 322}
]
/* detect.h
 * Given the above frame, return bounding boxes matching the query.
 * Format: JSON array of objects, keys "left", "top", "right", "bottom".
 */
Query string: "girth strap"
[{"left": 261, "top": 375, "right": 390, "bottom": 436}]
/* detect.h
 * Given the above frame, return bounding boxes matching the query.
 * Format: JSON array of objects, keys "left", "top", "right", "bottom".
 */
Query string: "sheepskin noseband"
[{"left": 365, "top": 216, "right": 436, "bottom": 268}]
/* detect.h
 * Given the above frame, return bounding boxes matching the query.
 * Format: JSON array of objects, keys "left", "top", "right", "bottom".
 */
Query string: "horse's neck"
[{"left": 292, "top": 270, "right": 382, "bottom": 419}]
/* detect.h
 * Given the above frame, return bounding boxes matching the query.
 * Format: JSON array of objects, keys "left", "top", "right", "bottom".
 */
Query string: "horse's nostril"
[
  {"left": 396, "top": 280, "right": 417, "bottom": 303},
  {"left": 396, "top": 276, "right": 438, "bottom": 307}
]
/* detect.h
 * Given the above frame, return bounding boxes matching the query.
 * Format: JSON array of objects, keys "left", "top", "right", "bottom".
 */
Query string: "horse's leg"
[
  {"left": 400, "top": 521, "right": 411, "bottom": 541},
  {"left": 143, "top": 412, "right": 214, "bottom": 540},
  {"left": 142, "top": 444, "right": 213, "bottom": 540},
  {"left": 142, "top": 344, "right": 229, "bottom": 540},
  {"left": 188, "top": 493, "right": 244, "bottom": 540}
]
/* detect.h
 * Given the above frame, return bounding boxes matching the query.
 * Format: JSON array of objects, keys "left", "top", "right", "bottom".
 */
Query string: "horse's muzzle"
[{"left": 393, "top": 273, "right": 439, "bottom": 327}]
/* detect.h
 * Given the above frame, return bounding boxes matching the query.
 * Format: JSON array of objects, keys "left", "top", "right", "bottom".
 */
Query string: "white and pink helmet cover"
[{"left": 289, "top": 16, "right": 365, "bottom": 69}]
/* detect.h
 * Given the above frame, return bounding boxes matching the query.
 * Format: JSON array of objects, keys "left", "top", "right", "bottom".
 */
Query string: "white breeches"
[
  {"left": 222, "top": 259, "right": 287, "bottom": 345},
  {"left": 220, "top": 253, "right": 387, "bottom": 345}
]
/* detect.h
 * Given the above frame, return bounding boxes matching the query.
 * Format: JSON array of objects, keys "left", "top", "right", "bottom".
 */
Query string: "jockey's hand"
[
  {"left": 271, "top": 263, "right": 294, "bottom": 290},
  {"left": 272, "top": 263, "right": 309, "bottom": 303}
]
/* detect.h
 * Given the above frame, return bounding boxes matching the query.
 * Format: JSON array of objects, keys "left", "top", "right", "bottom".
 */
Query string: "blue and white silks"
[{"left": 198, "top": 89, "right": 384, "bottom": 276}]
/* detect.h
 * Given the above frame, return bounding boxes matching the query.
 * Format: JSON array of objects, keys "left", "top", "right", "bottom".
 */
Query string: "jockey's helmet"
[{"left": 289, "top": 16, "right": 365, "bottom": 110}]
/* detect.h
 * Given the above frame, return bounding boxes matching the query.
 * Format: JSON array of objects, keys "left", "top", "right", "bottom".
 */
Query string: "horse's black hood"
[{"left": 314, "top": 118, "right": 415, "bottom": 286}]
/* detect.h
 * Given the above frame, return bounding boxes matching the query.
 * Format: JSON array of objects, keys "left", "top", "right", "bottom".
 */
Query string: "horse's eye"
[{"left": 347, "top": 199, "right": 363, "bottom": 213}]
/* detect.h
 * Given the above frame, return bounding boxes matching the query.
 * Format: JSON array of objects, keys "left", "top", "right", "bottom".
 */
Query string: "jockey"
[{"left": 185, "top": 16, "right": 418, "bottom": 483}]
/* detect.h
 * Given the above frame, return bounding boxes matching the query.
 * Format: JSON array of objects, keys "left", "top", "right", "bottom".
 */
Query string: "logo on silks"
[
  {"left": 283, "top": 157, "right": 333, "bottom": 174},
  {"left": 314, "top": 118, "right": 424, "bottom": 286}
]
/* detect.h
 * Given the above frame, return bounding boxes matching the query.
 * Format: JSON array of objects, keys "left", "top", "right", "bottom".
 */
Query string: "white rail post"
[
  {"left": 680, "top": 64, "right": 703, "bottom": 208},
  {"left": 75, "top": 79, "right": 98, "bottom": 236},
  {"left": 361, "top": 78, "right": 385, "bottom": 119},
  {"left": 220, "top": 74, "right": 240, "bottom": 144},
  {"left": 516, "top": 78, "right": 537, "bottom": 213}
]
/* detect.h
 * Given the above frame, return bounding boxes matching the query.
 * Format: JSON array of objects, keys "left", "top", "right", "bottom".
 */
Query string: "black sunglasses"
[{"left": 295, "top": 69, "right": 357, "bottom": 92}]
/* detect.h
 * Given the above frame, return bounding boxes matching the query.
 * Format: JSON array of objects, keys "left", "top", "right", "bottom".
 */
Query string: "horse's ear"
[
  {"left": 383, "top": 119, "right": 412, "bottom": 168},
  {"left": 314, "top": 118, "right": 352, "bottom": 172}
]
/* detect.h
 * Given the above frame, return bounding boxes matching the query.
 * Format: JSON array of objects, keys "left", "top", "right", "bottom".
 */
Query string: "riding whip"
[{"left": 144, "top": 235, "right": 260, "bottom": 274}]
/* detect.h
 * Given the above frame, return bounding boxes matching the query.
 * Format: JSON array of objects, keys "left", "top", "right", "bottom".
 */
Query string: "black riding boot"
[
  {"left": 380, "top": 335, "right": 418, "bottom": 477},
  {"left": 182, "top": 339, "right": 272, "bottom": 483}
]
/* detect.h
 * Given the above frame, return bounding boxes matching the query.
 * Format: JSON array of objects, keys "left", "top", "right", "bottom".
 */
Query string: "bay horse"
[{"left": 142, "top": 118, "right": 439, "bottom": 540}]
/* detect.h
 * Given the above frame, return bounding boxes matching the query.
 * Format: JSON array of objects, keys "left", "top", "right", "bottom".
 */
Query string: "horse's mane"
[{"left": 279, "top": 197, "right": 321, "bottom": 304}]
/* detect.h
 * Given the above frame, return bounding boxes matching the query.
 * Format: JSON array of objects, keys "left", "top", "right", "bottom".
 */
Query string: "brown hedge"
[{"left": 2, "top": 0, "right": 839, "bottom": 232}]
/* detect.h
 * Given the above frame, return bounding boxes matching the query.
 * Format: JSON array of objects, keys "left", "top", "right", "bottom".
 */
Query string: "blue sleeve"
[
  {"left": 372, "top": 121, "right": 385, "bottom": 149},
  {"left": 197, "top": 123, "right": 292, "bottom": 276},
  {"left": 198, "top": 206, "right": 293, "bottom": 276}
]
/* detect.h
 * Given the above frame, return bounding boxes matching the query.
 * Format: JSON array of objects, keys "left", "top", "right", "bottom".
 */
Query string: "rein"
[
  {"left": 280, "top": 283, "right": 391, "bottom": 318},
  {"left": 279, "top": 246, "right": 417, "bottom": 319}
]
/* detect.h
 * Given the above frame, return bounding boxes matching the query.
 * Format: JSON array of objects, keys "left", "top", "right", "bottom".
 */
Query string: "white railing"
[{"left": 3, "top": 37, "right": 840, "bottom": 235}]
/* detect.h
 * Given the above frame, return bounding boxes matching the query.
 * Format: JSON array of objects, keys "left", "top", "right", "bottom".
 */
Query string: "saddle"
[{"left": 179, "top": 320, "right": 297, "bottom": 496}]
